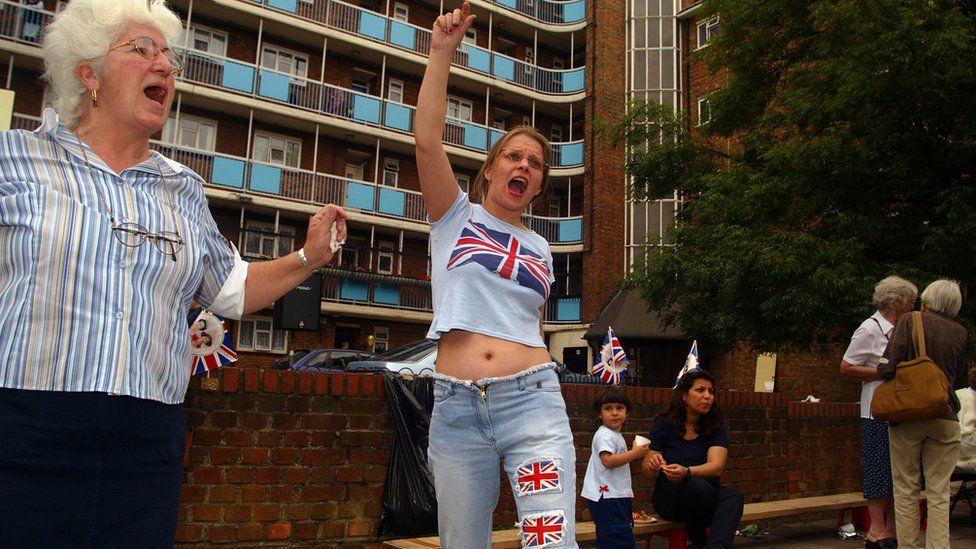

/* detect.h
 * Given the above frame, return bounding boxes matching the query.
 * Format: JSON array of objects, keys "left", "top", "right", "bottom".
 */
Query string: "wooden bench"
[{"left": 382, "top": 492, "right": 868, "bottom": 549}]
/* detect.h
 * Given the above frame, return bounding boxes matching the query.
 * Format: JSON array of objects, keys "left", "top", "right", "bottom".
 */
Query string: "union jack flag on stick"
[
  {"left": 673, "top": 339, "right": 700, "bottom": 387},
  {"left": 589, "top": 326, "right": 629, "bottom": 385}
]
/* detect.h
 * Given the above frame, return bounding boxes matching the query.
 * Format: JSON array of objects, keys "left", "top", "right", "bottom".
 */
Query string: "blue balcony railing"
[
  {"left": 545, "top": 296, "right": 582, "bottom": 323},
  {"left": 247, "top": 0, "right": 586, "bottom": 95},
  {"left": 491, "top": 0, "right": 586, "bottom": 25},
  {"left": 175, "top": 49, "right": 584, "bottom": 167},
  {"left": 149, "top": 141, "right": 428, "bottom": 222},
  {"left": 522, "top": 214, "right": 582, "bottom": 244}
]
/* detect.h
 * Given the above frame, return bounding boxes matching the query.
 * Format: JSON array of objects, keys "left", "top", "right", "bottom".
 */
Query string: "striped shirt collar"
[{"left": 37, "top": 107, "right": 185, "bottom": 178}]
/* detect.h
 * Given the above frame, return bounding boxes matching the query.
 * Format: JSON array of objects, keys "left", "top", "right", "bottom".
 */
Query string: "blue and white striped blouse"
[{"left": 0, "top": 109, "right": 246, "bottom": 404}]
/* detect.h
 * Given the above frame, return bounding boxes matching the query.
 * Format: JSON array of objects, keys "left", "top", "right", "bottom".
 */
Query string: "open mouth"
[
  {"left": 144, "top": 85, "right": 166, "bottom": 106},
  {"left": 507, "top": 177, "right": 528, "bottom": 196}
]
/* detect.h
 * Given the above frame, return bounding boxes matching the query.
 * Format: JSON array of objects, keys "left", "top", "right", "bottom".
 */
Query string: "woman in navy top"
[{"left": 642, "top": 370, "right": 743, "bottom": 548}]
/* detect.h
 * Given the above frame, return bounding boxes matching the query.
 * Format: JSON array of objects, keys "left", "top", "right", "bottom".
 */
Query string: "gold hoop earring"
[{"left": 90, "top": 89, "right": 98, "bottom": 108}]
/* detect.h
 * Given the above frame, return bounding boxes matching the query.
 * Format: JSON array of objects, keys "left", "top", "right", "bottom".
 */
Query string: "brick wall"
[
  {"left": 176, "top": 369, "right": 861, "bottom": 547},
  {"left": 581, "top": 0, "right": 627, "bottom": 323}
]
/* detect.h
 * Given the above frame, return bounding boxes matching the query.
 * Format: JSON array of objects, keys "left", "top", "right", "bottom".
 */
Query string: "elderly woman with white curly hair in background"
[
  {"left": 0, "top": 1, "right": 346, "bottom": 546},
  {"left": 879, "top": 279, "right": 969, "bottom": 549},
  {"left": 840, "top": 275, "right": 918, "bottom": 549}
]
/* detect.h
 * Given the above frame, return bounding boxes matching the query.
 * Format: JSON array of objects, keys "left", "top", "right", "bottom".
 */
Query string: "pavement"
[{"left": 580, "top": 504, "right": 975, "bottom": 548}]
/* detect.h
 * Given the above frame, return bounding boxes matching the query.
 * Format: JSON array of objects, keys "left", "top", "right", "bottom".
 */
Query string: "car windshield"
[{"left": 370, "top": 339, "right": 436, "bottom": 362}]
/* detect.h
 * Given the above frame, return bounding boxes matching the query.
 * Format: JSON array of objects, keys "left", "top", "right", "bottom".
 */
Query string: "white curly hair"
[{"left": 42, "top": 0, "right": 182, "bottom": 128}]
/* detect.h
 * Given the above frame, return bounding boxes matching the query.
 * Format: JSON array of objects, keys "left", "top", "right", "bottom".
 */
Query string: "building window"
[
  {"left": 237, "top": 316, "right": 287, "bottom": 352},
  {"left": 242, "top": 222, "right": 296, "bottom": 259},
  {"left": 393, "top": 2, "right": 408, "bottom": 21},
  {"left": 697, "top": 97, "right": 711, "bottom": 126},
  {"left": 261, "top": 45, "right": 308, "bottom": 78},
  {"left": 696, "top": 17, "right": 720, "bottom": 49},
  {"left": 447, "top": 96, "right": 473, "bottom": 121},
  {"left": 377, "top": 241, "right": 395, "bottom": 274},
  {"left": 524, "top": 47, "right": 534, "bottom": 74},
  {"left": 463, "top": 27, "right": 477, "bottom": 45},
  {"left": 388, "top": 79, "right": 404, "bottom": 103},
  {"left": 373, "top": 327, "right": 389, "bottom": 353},
  {"left": 351, "top": 69, "right": 375, "bottom": 94},
  {"left": 550, "top": 124, "right": 563, "bottom": 143},
  {"left": 163, "top": 115, "right": 217, "bottom": 151},
  {"left": 456, "top": 174, "right": 470, "bottom": 194},
  {"left": 253, "top": 132, "right": 301, "bottom": 168},
  {"left": 523, "top": 115, "right": 532, "bottom": 126},
  {"left": 188, "top": 25, "right": 227, "bottom": 56},
  {"left": 382, "top": 159, "right": 399, "bottom": 187},
  {"left": 549, "top": 195, "right": 561, "bottom": 217},
  {"left": 340, "top": 236, "right": 367, "bottom": 269}
]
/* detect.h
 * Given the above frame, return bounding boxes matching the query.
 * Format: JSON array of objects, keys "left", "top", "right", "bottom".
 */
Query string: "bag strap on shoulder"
[{"left": 911, "top": 310, "right": 926, "bottom": 357}]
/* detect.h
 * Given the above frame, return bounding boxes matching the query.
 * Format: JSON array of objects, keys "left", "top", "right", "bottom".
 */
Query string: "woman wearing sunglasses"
[
  {"left": 0, "top": 0, "right": 345, "bottom": 546},
  {"left": 416, "top": 3, "right": 579, "bottom": 547}
]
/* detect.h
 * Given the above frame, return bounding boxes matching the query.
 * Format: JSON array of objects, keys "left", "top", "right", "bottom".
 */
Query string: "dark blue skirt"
[{"left": 0, "top": 388, "right": 186, "bottom": 549}]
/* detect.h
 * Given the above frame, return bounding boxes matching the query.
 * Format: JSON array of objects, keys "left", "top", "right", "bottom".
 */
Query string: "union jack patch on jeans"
[
  {"left": 514, "top": 458, "right": 561, "bottom": 496},
  {"left": 520, "top": 511, "right": 566, "bottom": 547}
]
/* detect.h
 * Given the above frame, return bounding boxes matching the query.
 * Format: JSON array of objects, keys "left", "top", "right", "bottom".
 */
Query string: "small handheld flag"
[
  {"left": 589, "top": 326, "right": 629, "bottom": 385},
  {"left": 673, "top": 340, "right": 699, "bottom": 387},
  {"left": 189, "top": 309, "right": 238, "bottom": 375}
]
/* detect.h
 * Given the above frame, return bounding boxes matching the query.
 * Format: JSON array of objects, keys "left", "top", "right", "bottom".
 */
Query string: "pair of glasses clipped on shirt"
[
  {"left": 500, "top": 148, "right": 548, "bottom": 171},
  {"left": 79, "top": 146, "right": 185, "bottom": 262},
  {"left": 108, "top": 36, "right": 184, "bottom": 74}
]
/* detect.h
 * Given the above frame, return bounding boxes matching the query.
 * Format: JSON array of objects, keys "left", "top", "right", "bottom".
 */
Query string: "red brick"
[
  {"left": 209, "top": 485, "right": 239, "bottom": 503},
  {"left": 225, "top": 428, "right": 255, "bottom": 447},
  {"left": 190, "top": 503, "right": 220, "bottom": 522},
  {"left": 180, "top": 485, "right": 205, "bottom": 502},
  {"left": 222, "top": 368, "right": 240, "bottom": 392},
  {"left": 268, "top": 523, "right": 292, "bottom": 540},
  {"left": 190, "top": 427, "right": 221, "bottom": 446},
  {"left": 360, "top": 374, "right": 376, "bottom": 396},
  {"left": 336, "top": 465, "right": 364, "bottom": 483},
  {"left": 283, "top": 466, "right": 309, "bottom": 484},
  {"left": 192, "top": 466, "right": 221, "bottom": 484},
  {"left": 293, "top": 521, "right": 320, "bottom": 540},
  {"left": 263, "top": 370, "right": 279, "bottom": 393},
  {"left": 280, "top": 371, "right": 297, "bottom": 393},
  {"left": 254, "top": 503, "right": 280, "bottom": 522},
  {"left": 238, "top": 524, "right": 264, "bottom": 541},
  {"left": 242, "top": 447, "right": 270, "bottom": 464},
  {"left": 244, "top": 367, "right": 260, "bottom": 392},
  {"left": 255, "top": 467, "right": 281, "bottom": 484},
  {"left": 174, "top": 525, "right": 203, "bottom": 542},
  {"left": 346, "top": 374, "right": 361, "bottom": 396},
  {"left": 210, "top": 447, "right": 239, "bottom": 465},
  {"left": 284, "top": 430, "right": 312, "bottom": 446},
  {"left": 207, "top": 525, "right": 236, "bottom": 543},
  {"left": 315, "top": 373, "right": 329, "bottom": 394},
  {"left": 299, "top": 371, "right": 314, "bottom": 394},
  {"left": 225, "top": 504, "right": 252, "bottom": 522},
  {"left": 348, "top": 519, "right": 373, "bottom": 537},
  {"left": 329, "top": 373, "right": 345, "bottom": 395},
  {"left": 225, "top": 466, "right": 253, "bottom": 484}
]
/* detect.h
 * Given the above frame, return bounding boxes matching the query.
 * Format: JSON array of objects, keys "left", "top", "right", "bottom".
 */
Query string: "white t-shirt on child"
[{"left": 581, "top": 425, "right": 634, "bottom": 501}]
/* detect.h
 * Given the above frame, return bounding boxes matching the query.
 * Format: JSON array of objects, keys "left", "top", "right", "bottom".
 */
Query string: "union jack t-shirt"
[{"left": 427, "top": 190, "right": 554, "bottom": 348}]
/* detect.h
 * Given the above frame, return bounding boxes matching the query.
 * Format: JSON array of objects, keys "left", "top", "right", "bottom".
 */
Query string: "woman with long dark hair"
[{"left": 642, "top": 369, "right": 743, "bottom": 549}]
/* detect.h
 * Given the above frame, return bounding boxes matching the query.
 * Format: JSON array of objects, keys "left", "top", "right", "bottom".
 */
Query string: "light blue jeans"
[{"left": 428, "top": 364, "right": 579, "bottom": 549}]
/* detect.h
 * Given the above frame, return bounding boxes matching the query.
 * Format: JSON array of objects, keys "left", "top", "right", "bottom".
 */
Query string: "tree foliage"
[{"left": 614, "top": 0, "right": 976, "bottom": 352}]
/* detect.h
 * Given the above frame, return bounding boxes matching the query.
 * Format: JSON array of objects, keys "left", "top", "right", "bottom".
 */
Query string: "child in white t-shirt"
[{"left": 581, "top": 387, "right": 650, "bottom": 548}]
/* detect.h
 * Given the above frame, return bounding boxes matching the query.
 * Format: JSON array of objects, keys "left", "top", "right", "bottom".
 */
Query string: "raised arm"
[{"left": 415, "top": 2, "right": 476, "bottom": 221}]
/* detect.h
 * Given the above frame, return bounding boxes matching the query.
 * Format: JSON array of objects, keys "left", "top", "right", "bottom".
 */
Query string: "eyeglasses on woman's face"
[
  {"left": 108, "top": 36, "right": 184, "bottom": 74},
  {"left": 500, "top": 148, "right": 547, "bottom": 171}
]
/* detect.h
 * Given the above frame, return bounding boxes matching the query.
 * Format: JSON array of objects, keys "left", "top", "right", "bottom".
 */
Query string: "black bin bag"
[{"left": 377, "top": 371, "right": 438, "bottom": 537}]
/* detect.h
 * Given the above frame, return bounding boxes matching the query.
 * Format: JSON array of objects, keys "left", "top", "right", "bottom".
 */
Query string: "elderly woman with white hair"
[
  {"left": 0, "top": 0, "right": 345, "bottom": 546},
  {"left": 879, "top": 279, "right": 969, "bottom": 549},
  {"left": 840, "top": 275, "right": 917, "bottom": 549}
]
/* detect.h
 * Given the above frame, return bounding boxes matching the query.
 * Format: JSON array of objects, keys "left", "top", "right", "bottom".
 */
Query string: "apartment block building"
[{"left": 1, "top": 0, "right": 632, "bottom": 372}]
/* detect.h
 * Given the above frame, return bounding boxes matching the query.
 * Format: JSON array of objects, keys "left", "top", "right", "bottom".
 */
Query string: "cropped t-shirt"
[{"left": 426, "top": 189, "right": 554, "bottom": 348}]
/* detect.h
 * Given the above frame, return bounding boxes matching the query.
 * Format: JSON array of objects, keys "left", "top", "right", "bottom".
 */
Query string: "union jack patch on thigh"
[
  {"left": 520, "top": 510, "right": 566, "bottom": 548},
  {"left": 513, "top": 458, "right": 561, "bottom": 496}
]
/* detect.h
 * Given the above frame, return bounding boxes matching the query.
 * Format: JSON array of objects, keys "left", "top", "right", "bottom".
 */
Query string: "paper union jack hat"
[
  {"left": 589, "top": 326, "right": 629, "bottom": 385},
  {"left": 673, "top": 339, "right": 700, "bottom": 387},
  {"left": 189, "top": 309, "right": 238, "bottom": 375}
]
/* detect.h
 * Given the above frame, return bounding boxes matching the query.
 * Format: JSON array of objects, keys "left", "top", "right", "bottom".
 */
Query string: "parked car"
[
  {"left": 347, "top": 339, "right": 438, "bottom": 376},
  {"left": 277, "top": 348, "right": 375, "bottom": 373},
  {"left": 347, "top": 339, "right": 607, "bottom": 384},
  {"left": 269, "top": 349, "right": 312, "bottom": 370}
]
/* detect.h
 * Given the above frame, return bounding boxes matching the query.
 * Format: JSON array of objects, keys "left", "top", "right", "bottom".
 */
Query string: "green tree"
[{"left": 615, "top": 0, "right": 976, "bottom": 352}]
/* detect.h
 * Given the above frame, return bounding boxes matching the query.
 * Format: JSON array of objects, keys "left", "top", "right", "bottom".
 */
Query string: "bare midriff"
[{"left": 436, "top": 329, "right": 552, "bottom": 380}]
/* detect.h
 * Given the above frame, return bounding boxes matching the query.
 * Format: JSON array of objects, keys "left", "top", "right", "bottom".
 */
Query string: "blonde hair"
[
  {"left": 471, "top": 125, "right": 553, "bottom": 204},
  {"left": 42, "top": 0, "right": 183, "bottom": 128}
]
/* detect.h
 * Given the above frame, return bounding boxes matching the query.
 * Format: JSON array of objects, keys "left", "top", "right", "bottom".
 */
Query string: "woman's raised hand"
[{"left": 431, "top": 2, "right": 476, "bottom": 54}]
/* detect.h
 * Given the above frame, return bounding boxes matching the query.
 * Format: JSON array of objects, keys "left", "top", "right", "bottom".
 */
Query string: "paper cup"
[{"left": 633, "top": 435, "right": 650, "bottom": 448}]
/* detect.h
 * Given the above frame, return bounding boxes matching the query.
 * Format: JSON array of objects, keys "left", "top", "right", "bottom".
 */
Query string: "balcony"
[
  {"left": 320, "top": 267, "right": 433, "bottom": 311},
  {"left": 150, "top": 141, "right": 428, "bottom": 222},
  {"left": 177, "top": 49, "right": 584, "bottom": 167},
  {"left": 0, "top": 0, "right": 50, "bottom": 46},
  {"left": 236, "top": 0, "right": 586, "bottom": 95},
  {"left": 521, "top": 214, "right": 582, "bottom": 244},
  {"left": 544, "top": 296, "right": 581, "bottom": 323}
]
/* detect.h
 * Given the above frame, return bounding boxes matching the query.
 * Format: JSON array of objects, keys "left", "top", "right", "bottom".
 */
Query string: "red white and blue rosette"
[{"left": 189, "top": 309, "right": 238, "bottom": 375}]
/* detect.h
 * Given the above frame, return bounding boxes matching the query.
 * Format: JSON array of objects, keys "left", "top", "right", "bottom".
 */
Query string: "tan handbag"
[{"left": 871, "top": 311, "right": 953, "bottom": 423}]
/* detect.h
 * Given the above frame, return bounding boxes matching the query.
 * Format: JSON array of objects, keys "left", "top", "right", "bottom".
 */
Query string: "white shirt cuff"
[{"left": 208, "top": 244, "right": 248, "bottom": 320}]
